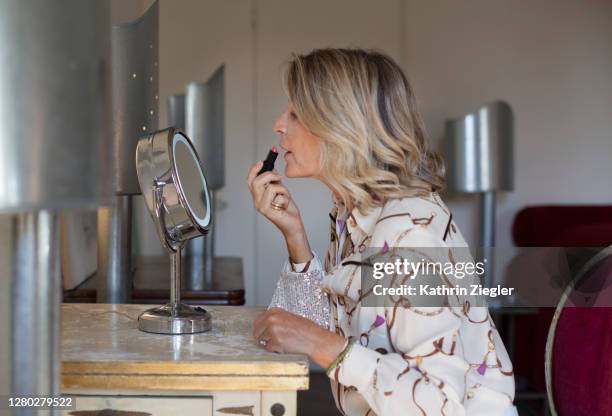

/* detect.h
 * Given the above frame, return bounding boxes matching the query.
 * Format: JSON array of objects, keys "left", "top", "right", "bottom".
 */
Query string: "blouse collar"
[{"left": 330, "top": 194, "right": 384, "bottom": 243}]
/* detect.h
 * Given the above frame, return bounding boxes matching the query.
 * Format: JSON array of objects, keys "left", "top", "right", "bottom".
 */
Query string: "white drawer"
[{"left": 62, "top": 396, "right": 213, "bottom": 416}]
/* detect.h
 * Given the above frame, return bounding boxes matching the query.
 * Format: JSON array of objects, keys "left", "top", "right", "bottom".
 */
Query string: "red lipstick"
[{"left": 257, "top": 146, "right": 278, "bottom": 176}]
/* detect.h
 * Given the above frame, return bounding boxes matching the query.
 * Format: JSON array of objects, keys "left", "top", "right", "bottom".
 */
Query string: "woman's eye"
[{"left": 289, "top": 111, "right": 297, "bottom": 120}]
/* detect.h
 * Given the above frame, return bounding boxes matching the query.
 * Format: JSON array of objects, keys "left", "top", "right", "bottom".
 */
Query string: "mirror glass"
[{"left": 172, "top": 133, "right": 210, "bottom": 228}]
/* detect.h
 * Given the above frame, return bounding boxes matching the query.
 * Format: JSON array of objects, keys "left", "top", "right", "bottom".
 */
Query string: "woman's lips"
[{"left": 284, "top": 151, "right": 292, "bottom": 159}]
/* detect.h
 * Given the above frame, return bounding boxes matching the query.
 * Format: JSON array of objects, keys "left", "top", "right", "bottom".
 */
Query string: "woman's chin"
[
  {"left": 284, "top": 168, "right": 297, "bottom": 178},
  {"left": 285, "top": 163, "right": 316, "bottom": 178},
  {"left": 284, "top": 167, "right": 307, "bottom": 179}
]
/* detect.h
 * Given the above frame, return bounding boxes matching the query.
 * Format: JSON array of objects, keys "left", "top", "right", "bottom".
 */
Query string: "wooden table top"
[{"left": 61, "top": 304, "right": 308, "bottom": 392}]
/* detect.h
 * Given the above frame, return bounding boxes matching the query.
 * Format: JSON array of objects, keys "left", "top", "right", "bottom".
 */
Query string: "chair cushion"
[{"left": 552, "top": 308, "right": 612, "bottom": 416}]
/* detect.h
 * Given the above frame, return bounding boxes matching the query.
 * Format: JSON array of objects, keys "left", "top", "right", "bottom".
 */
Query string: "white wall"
[
  {"left": 143, "top": 0, "right": 612, "bottom": 305},
  {"left": 402, "top": 0, "right": 612, "bottom": 253},
  {"left": 135, "top": 0, "right": 258, "bottom": 303}
]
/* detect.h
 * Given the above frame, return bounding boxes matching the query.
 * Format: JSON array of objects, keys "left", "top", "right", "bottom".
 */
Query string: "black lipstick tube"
[{"left": 257, "top": 148, "right": 278, "bottom": 176}]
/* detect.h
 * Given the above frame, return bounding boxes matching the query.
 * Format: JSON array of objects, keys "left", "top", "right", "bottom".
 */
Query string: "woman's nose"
[{"left": 273, "top": 112, "right": 287, "bottom": 135}]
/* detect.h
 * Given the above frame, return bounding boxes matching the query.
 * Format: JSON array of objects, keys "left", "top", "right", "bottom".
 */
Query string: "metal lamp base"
[{"left": 138, "top": 303, "right": 212, "bottom": 334}]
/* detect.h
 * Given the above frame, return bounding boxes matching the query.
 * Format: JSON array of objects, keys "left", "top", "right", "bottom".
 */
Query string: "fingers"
[
  {"left": 254, "top": 171, "right": 283, "bottom": 190},
  {"left": 247, "top": 163, "right": 281, "bottom": 190},
  {"left": 253, "top": 308, "right": 279, "bottom": 338},
  {"left": 272, "top": 193, "right": 289, "bottom": 208},
  {"left": 261, "top": 330, "right": 282, "bottom": 353},
  {"left": 256, "top": 326, "right": 282, "bottom": 353},
  {"left": 260, "top": 184, "right": 290, "bottom": 211},
  {"left": 247, "top": 162, "right": 294, "bottom": 218},
  {"left": 250, "top": 171, "right": 283, "bottom": 205},
  {"left": 253, "top": 309, "right": 283, "bottom": 348},
  {"left": 253, "top": 179, "right": 291, "bottom": 215},
  {"left": 253, "top": 310, "right": 270, "bottom": 339},
  {"left": 246, "top": 161, "right": 264, "bottom": 190}
]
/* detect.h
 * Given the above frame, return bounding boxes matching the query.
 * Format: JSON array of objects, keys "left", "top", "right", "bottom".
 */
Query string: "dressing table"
[{"left": 61, "top": 303, "right": 307, "bottom": 416}]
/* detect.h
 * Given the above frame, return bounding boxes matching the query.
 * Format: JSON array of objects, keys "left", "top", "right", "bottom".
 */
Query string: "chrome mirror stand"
[
  {"left": 137, "top": 243, "right": 212, "bottom": 334},
  {"left": 136, "top": 129, "right": 213, "bottom": 335}
]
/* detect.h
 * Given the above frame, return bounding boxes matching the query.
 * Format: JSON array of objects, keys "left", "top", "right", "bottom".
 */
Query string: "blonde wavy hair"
[{"left": 284, "top": 48, "right": 445, "bottom": 215}]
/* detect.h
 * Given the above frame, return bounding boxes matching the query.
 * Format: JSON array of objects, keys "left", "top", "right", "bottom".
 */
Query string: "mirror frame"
[{"left": 136, "top": 127, "right": 212, "bottom": 252}]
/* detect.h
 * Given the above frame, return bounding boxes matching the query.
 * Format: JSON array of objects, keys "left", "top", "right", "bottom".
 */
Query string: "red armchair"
[{"left": 511, "top": 205, "right": 612, "bottom": 415}]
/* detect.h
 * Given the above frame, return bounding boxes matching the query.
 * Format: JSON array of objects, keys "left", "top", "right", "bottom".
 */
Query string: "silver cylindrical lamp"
[
  {"left": 168, "top": 94, "right": 186, "bottom": 129},
  {"left": 0, "top": 0, "right": 111, "bottom": 409},
  {"left": 183, "top": 66, "right": 225, "bottom": 290},
  {"left": 445, "top": 101, "right": 514, "bottom": 287},
  {"left": 97, "top": 0, "right": 159, "bottom": 303}
]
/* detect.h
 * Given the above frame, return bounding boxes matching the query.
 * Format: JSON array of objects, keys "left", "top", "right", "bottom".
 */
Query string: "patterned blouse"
[{"left": 272, "top": 192, "right": 517, "bottom": 416}]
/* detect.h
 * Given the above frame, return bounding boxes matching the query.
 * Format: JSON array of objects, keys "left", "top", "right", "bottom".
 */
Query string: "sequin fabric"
[{"left": 268, "top": 267, "right": 331, "bottom": 329}]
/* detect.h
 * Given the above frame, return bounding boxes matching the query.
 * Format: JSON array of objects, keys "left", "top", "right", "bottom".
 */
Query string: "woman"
[{"left": 247, "top": 48, "right": 516, "bottom": 416}]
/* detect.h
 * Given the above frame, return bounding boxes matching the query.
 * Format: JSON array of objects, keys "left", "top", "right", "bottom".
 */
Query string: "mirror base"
[{"left": 138, "top": 303, "right": 212, "bottom": 334}]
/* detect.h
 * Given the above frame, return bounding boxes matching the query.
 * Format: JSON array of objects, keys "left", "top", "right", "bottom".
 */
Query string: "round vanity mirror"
[
  {"left": 135, "top": 127, "right": 213, "bottom": 334},
  {"left": 172, "top": 134, "right": 211, "bottom": 229}
]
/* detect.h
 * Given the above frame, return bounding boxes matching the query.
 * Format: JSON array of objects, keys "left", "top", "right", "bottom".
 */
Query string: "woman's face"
[{"left": 273, "top": 102, "right": 322, "bottom": 178}]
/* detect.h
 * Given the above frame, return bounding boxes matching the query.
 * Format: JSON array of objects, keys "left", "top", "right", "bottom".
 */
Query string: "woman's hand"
[
  {"left": 253, "top": 308, "right": 347, "bottom": 369},
  {"left": 247, "top": 161, "right": 302, "bottom": 235},
  {"left": 247, "top": 161, "right": 312, "bottom": 263}
]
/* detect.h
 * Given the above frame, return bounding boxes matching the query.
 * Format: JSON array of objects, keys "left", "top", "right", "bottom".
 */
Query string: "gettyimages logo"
[
  {"left": 372, "top": 257, "right": 486, "bottom": 280},
  {"left": 355, "top": 246, "right": 612, "bottom": 308}
]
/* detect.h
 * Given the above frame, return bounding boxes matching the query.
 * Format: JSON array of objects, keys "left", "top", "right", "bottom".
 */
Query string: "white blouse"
[{"left": 272, "top": 193, "right": 517, "bottom": 416}]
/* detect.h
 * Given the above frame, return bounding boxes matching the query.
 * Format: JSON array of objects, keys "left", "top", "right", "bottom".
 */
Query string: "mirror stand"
[
  {"left": 138, "top": 244, "right": 212, "bottom": 334},
  {"left": 135, "top": 128, "right": 214, "bottom": 335}
]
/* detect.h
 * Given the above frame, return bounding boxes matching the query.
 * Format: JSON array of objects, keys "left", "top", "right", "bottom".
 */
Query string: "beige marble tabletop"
[{"left": 61, "top": 303, "right": 309, "bottom": 392}]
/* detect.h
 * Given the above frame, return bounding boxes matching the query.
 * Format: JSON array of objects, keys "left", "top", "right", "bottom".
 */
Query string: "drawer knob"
[{"left": 270, "top": 403, "right": 285, "bottom": 416}]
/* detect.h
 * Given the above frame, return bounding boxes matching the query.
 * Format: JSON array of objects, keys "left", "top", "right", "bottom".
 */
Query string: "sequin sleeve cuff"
[{"left": 269, "top": 252, "right": 330, "bottom": 329}]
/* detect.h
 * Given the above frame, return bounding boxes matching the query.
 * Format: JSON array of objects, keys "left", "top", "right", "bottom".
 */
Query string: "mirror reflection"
[{"left": 172, "top": 133, "right": 210, "bottom": 227}]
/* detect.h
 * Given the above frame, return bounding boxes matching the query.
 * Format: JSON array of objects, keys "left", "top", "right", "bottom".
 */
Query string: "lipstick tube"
[{"left": 257, "top": 146, "right": 278, "bottom": 176}]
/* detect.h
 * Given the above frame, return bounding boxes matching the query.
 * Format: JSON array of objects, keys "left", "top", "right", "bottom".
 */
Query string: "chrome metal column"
[
  {"left": 182, "top": 193, "right": 215, "bottom": 290},
  {"left": 481, "top": 191, "right": 496, "bottom": 287},
  {"left": 168, "top": 94, "right": 186, "bottom": 129},
  {"left": 204, "top": 192, "right": 215, "bottom": 287},
  {"left": 185, "top": 67, "right": 226, "bottom": 191},
  {"left": 97, "top": 0, "right": 159, "bottom": 302},
  {"left": 170, "top": 245, "right": 183, "bottom": 308},
  {"left": 97, "top": 196, "right": 133, "bottom": 303},
  {"left": 0, "top": 0, "right": 111, "bottom": 411},
  {"left": 11, "top": 212, "right": 61, "bottom": 415},
  {"left": 184, "top": 66, "right": 225, "bottom": 289}
]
